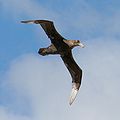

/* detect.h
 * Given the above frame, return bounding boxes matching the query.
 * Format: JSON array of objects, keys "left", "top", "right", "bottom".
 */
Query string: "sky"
[{"left": 0, "top": 0, "right": 120, "bottom": 120}]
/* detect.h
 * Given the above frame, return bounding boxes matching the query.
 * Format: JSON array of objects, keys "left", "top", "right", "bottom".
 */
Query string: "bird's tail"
[{"left": 69, "top": 82, "right": 80, "bottom": 105}]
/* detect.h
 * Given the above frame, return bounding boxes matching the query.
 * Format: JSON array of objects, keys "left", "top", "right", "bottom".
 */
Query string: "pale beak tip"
[{"left": 79, "top": 43, "right": 85, "bottom": 48}]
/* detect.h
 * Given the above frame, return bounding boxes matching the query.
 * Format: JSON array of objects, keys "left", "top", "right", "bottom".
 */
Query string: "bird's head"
[{"left": 73, "top": 40, "right": 85, "bottom": 48}]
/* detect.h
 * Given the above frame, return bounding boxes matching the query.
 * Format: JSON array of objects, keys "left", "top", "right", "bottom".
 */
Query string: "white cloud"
[
  {"left": 1, "top": 0, "right": 58, "bottom": 20},
  {"left": 0, "top": 106, "right": 31, "bottom": 120},
  {"left": 1, "top": 0, "right": 120, "bottom": 39},
  {"left": 1, "top": 0, "right": 120, "bottom": 119},
  {"left": 0, "top": 37, "right": 119, "bottom": 120}
]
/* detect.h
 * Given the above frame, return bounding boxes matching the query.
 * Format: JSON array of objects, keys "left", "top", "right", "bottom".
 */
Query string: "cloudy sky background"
[{"left": 0, "top": 0, "right": 120, "bottom": 120}]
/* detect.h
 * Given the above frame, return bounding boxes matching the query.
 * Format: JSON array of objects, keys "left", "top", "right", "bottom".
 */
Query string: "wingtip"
[
  {"left": 69, "top": 82, "right": 80, "bottom": 105},
  {"left": 21, "top": 20, "right": 34, "bottom": 24},
  {"left": 69, "top": 88, "right": 79, "bottom": 105},
  {"left": 21, "top": 21, "right": 27, "bottom": 23}
]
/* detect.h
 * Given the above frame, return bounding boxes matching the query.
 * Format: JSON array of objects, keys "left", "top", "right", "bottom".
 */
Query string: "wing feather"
[
  {"left": 61, "top": 52, "right": 82, "bottom": 85},
  {"left": 61, "top": 51, "right": 82, "bottom": 105},
  {"left": 21, "top": 20, "right": 65, "bottom": 40}
]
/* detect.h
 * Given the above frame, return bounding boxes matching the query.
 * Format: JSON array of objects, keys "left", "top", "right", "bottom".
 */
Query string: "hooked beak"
[{"left": 79, "top": 42, "right": 85, "bottom": 48}]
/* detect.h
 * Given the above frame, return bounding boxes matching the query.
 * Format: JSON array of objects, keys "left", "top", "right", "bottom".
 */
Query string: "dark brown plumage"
[{"left": 21, "top": 20, "right": 85, "bottom": 105}]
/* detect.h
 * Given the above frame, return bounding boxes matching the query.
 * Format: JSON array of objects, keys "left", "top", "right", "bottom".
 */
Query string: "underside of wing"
[
  {"left": 61, "top": 52, "right": 82, "bottom": 105},
  {"left": 21, "top": 20, "right": 65, "bottom": 40}
]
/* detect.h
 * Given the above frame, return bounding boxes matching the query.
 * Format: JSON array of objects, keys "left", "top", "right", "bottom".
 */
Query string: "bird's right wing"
[
  {"left": 21, "top": 20, "right": 65, "bottom": 40},
  {"left": 61, "top": 51, "right": 82, "bottom": 105}
]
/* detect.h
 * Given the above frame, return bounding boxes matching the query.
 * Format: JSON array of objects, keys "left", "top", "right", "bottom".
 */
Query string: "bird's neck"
[{"left": 63, "top": 40, "right": 77, "bottom": 49}]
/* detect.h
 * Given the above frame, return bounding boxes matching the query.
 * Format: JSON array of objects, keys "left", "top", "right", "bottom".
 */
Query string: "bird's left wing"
[
  {"left": 61, "top": 51, "right": 82, "bottom": 105},
  {"left": 21, "top": 20, "right": 65, "bottom": 40}
]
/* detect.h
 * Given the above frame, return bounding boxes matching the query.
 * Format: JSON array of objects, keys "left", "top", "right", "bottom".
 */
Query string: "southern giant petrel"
[{"left": 21, "top": 20, "right": 85, "bottom": 105}]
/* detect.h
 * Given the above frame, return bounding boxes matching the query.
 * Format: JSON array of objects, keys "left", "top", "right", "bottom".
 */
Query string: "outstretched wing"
[
  {"left": 61, "top": 51, "right": 82, "bottom": 105},
  {"left": 21, "top": 20, "right": 65, "bottom": 40}
]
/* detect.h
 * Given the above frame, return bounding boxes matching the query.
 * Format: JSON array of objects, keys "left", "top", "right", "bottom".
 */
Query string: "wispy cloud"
[
  {"left": 0, "top": 106, "right": 31, "bottom": 120},
  {"left": 1, "top": 0, "right": 58, "bottom": 20},
  {"left": 1, "top": 37, "right": 120, "bottom": 120},
  {"left": 1, "top": 0, "right": 120, "bottom": 39},
  {"left": 1, "top": 0, "right": 120, "bottom": 120}
]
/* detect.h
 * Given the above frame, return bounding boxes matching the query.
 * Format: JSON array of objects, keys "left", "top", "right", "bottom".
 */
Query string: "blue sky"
[{"left": 0, "top": 0, "right": 120, "bottom": 120}]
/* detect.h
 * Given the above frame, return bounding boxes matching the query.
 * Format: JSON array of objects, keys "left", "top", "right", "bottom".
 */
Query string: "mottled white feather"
[{"left": 69, "top": 88, "right": 79, "bottom": 105}]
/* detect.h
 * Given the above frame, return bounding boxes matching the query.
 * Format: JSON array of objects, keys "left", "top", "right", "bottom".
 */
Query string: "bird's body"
[
  {"left": 21, "top": 20, "right": 85, "bottom": 105},
  {"left": 38, "top": 40, "right": 80, "bottom": 56}
]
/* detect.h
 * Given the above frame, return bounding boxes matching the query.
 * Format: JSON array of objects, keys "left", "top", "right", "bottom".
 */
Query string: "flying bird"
[{"left": 21, "top": 20, "right": 85, "bottom": 105}]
